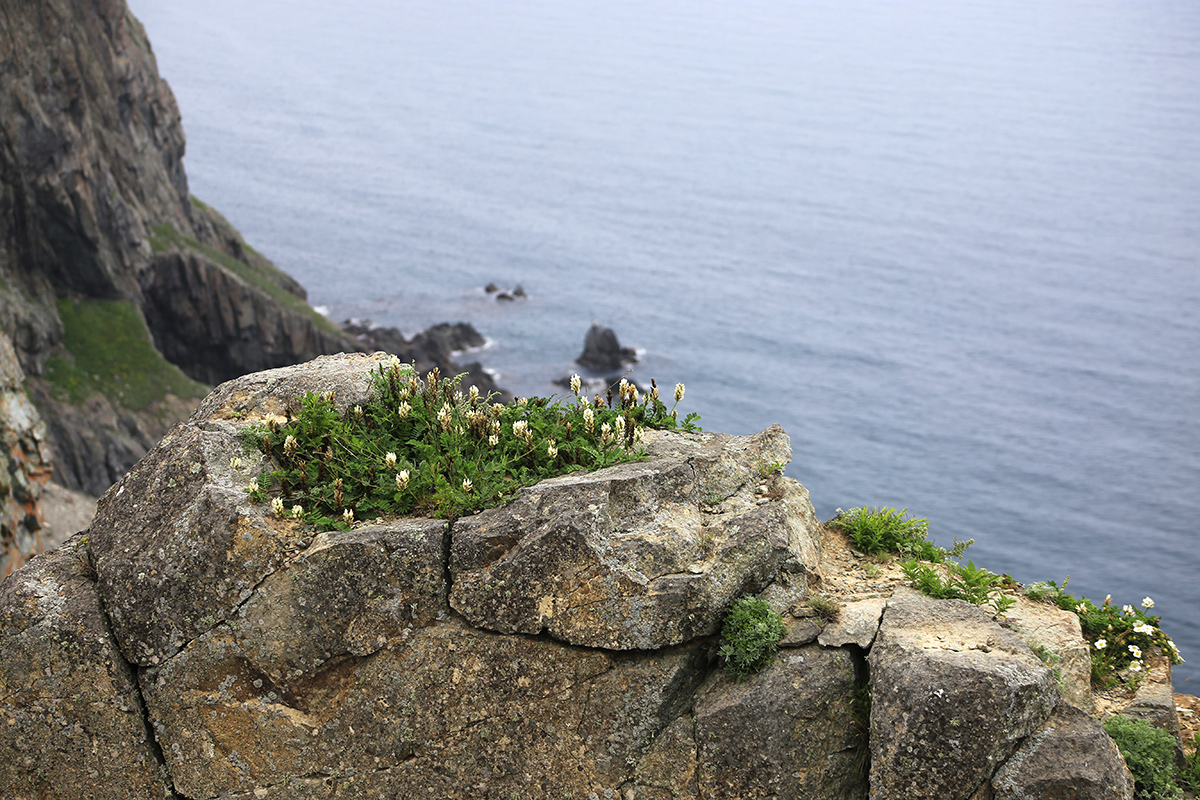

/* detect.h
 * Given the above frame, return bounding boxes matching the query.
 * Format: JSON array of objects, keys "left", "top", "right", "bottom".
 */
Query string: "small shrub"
[
  {"left": 1103, "top": 714, "right": 1183, "bottom": 800},
  {"left": 1179, "top": 734, "right": 1200, "bottom": 792},
  {"left": 719, "top": 594, "right": 786, "bottom": 682}
]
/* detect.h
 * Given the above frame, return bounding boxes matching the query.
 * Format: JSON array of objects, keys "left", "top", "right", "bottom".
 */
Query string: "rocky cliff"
[
  {"left": 1, "top": 352, "right": 1168, "bottom": 800},
  {"left": 0, "top": 0, "right": 505, "bottom": 497}
]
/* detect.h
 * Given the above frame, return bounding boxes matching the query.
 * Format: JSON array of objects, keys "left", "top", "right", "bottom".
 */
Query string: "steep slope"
[{"left": 0, "top": 0, "right": 371, "bottom": 493}]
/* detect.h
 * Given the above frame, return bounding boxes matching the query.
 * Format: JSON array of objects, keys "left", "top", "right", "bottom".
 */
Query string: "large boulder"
[
  {"left": 450, "top": 424, "right": 818, "bottom": 649},
  {"left": 0, "top": 537, "right": 171, "bottom": 800},
  {"left": 868, "top": 589, "right": 1060, "bottom": 799},
  {"left": 576, "top": 323, "right": 638, "bottom": 372},
  {"left": 991, "top": 703, "right": 1134, "bottom": 799}
]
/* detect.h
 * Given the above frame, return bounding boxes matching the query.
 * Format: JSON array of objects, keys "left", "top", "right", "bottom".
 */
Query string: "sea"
[{"left": 129, "top": 0, "right": 1200, "bottom": 687}]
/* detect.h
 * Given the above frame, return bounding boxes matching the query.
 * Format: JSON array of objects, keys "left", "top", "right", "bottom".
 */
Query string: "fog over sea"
[{"left": 130, "top": 0, "right": 1200, "bottom": 685}]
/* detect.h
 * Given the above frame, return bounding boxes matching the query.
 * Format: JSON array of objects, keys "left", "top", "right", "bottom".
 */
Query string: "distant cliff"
[{"left": 0, "top": 0, "right": 502, "bottom": 497}]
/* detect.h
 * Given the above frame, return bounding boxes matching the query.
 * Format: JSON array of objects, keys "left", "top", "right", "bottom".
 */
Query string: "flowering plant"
[
  {"left": 1025, "top": 579, "right": 1182, "bottom": 687},
  {"left": 245, "top": 364, "right": 700, "bottom": 528}
]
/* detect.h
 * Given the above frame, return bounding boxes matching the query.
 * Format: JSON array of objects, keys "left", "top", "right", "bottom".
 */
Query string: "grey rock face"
[
  {"left": 139, "top": 248, "right": 359, "bottom": 387},
  {"left": 450, "top": 425, "right": 820, "bottom": 649},
  {"left": 696, "top": 644, "right": 868, "bottom": 799},
  {"left": 991, "top": 703, "right": 1134, "bottom": 800},
  {"left": 868, "top": 589, "right": 1060, "bottom": 800},
  {"left": 0, "top": 538, "right": 171, "bottom": 800},
  {"left": 0, "top": 332, "right": 52, "bottom": 576}
]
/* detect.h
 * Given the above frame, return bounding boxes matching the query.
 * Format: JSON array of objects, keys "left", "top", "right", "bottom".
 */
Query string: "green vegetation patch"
[
  {"left": 1024, "top": 579, "right": 1183, "bottom": 688},
  {"left": 247, "top": 365, "right": 699, "bottom": 527},
  {"left": 1103, "top": 714, "right": 1184, "bottom": 800},
  {"left": 43, "top": 298, "right": 208, "bottom": 409},
  {"left": 149, "top": 222, "right": 342, "bottom": 338},
  {"left": 830, "top": 506, "right": 1009, "bottom": 613},
  {"left": 828, "top": 506, "right": 947, "bottom": 561},
  {"left": 718, "top": 594, "right": 786, "bottom": 682}
]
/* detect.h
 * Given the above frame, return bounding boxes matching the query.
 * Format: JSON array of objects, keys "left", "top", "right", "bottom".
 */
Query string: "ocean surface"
[{"left": 130, "top": 0, "right": 1200, "bottom": 686}]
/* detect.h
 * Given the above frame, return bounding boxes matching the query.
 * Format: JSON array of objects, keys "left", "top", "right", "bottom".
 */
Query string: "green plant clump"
[
  {"left": 1103, "top": 714, "right": 1183, "bottom": 800},
  {"left": 247, "top": 363, "right": 699, "bottom": 528},
  {"left": 43, "top": 298, "right": 208, "bottom": 409},
  {"left": 1024, "top": 579, "right": 1183, "bottom": 688},
  {"left": 829, "top": 506, "right": 962, "bottom": 562},
  {"left": 718, "top": 594, "right": 786, "bottom": 682},
  {"left": 901, "top": 559, "right": 1016, "bottom": 615}
]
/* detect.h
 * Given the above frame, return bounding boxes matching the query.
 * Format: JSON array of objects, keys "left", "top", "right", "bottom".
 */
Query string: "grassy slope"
[{"left": 42, "top": 297, "right": 209, "bottom": 409}]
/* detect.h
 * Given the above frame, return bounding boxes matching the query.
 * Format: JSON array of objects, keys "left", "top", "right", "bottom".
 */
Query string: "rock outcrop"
[
  {"left": 0, "top": 353, "right": 1151, "bottom": 799},
  {"left": 0, "top": 332, "right": 51, "bottom": 576},
  {"left": 1, "top": 0, "right": 508, "bottom": 497},
  {"left": 577, "top": 323, "right": 638, "bottom": 373}
]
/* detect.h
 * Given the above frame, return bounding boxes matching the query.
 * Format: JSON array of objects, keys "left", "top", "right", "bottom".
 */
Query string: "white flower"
[
  {"left": 291, "top": 505, "right": 303, "bottom": 517},
  {"left": 570, "top": 374, "right": 581, "bottom": 396},
  {"left": 547, "top": 440, "right": 558, "bottom": 458},
  {"left": 229, "top": 456, "right": 243, "bottom": 470},
  {"left": 1142, "top": 597, "right": 1154, "bottom": 609},
  {"left": 583, "top": 407, "right": 595, "bottom": 434},
  {"left": 270, "top": 497, "right": 285, "bottom": 516},
  {"left": 438, "top": 403, "right": 454, "bottom": 431},
  {"left": 600, "top": 422, "right": 611, "bottom": 445},
  {"left": 342, "top": 508, "right": 354, "bottom": 524},
  {"left": 488, "top": 434, "right": 499, "bottom": 447},
  {"left": 1075, "top": 603, "right": 1087, "bottom": 614},
  {"left": 513, "top": 420, "right": 531, "bottom": 443},
  {"left": 1094, "top": 639, "right": 1107, "bottom": 650},
  {"left": 1129, "top": 661, "right": 1143, "bottom": 673},
  {"left": 284, "top": 434, "right": 298, "bottom": 454},
  {"left": 353, "top": 405, "right": 364, "bottom": 419},
  {"left": 1122, "top": 604, "right": 1135, "bottom": 617},
  {"left": 461, "top": 477, "right": 473, "bottom": 493},
  {"left": 396, "top": 470, "right": 410, "bottom": 491},
  {"left": 674, "top": 383, "right": 685, "bottom": 403},
  {"left": 397, "top": 401, "right": 411, "bottom": 418},
  {"left": 1128, "top": 645, "right": 1142, "bottom": 658},
  {"left": 614, "top": 416, "right": 626, "bottom": 438},
  {"left": 1133, "top": 622, "right": 1154, "bottom": 636},
  {"left": 469, "top": 385, "right": 480, "bottom": 403},
  {"left": 385, "top": 452, "right": 397, "bottom": 469}
]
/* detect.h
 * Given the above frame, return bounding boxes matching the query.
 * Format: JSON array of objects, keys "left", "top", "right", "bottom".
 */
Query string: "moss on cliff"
[{"left": 42, "top": 298, "right": 207, "bottom": 410}]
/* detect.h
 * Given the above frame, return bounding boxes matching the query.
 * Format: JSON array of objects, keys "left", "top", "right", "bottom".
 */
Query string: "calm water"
[{"left": 131, "top": 0, "right": 1200, "bottom": 685}]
